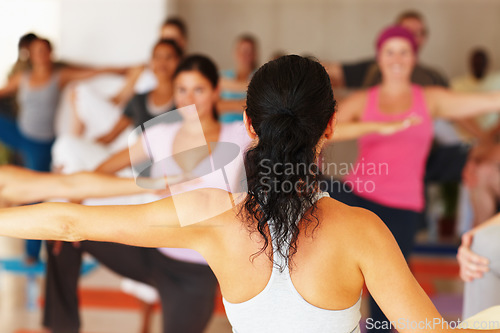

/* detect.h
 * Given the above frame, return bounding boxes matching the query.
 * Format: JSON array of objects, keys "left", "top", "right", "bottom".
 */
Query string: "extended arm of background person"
[
  {"left": 109, "top": 65, "right": 146, "bottom": 106},
  {"left": 94, "top": 148, "right": 133, "bottom": 174},
  {"left": 95, "top": 136, "right": 149, "bottom": 174},
  {"left": 332, "top": 89, "right": 420, "bottom": 141},
  {"left": 457, "top": 213, "right": 500, "bottom": 283},
  {"left": 96, "top": 115, "right": 133, "bottom": 145},
  {"left": 332, "top": 117, "right": 420, "bottom": 141},
  {"left": 58, "top": 66, "right": 130, "bottom": 88},
  {"left": 0, "top": 165, "right": 149, "bottom": 205},
  {"left": 356, "top": 208, "right": 500, "bottom": 332},
  {"left": 426, "top": 87, "right": 500, "bottom": 120},
  {"left": 0, "top": 73, "right": 21, "bottom": 98}
]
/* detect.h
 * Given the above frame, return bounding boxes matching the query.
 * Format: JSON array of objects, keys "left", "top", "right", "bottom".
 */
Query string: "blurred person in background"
[{"left": 0, "top": 36, "right": 127, "bottom": 264}]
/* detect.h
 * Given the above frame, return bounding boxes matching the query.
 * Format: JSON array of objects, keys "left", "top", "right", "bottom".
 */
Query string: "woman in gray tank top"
[
  {"left": 1, "top": 55, "right": 500, "bottom": 332},
  {"left": 0, "top": 37, "right": 126, "bottom": 262}
]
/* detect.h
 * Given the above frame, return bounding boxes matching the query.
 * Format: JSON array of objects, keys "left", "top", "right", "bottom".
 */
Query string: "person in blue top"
[{"left": 219, "top": 34, "right": 259, "bottom": 118}]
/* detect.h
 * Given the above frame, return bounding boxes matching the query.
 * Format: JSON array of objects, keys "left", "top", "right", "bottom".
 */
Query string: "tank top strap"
[
  {"left": 49, "top": 70, "right": 62, "bottom": 88},
  {"left": 410, "top": 85, "right": 430, "bottom": 117},
  {"left": 361, "top": 86, "right": 379, "bottom": 121},
  {"left": 19, "top": 71, "right": 31, "bottom": 89}
]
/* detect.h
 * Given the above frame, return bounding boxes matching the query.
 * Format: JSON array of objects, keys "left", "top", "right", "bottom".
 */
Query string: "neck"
[
  {"left": 32, "top": 63, "right": 52, "bottom": 75},
  {"left": 154, "top": 79, "right": 173, "bottom": 94},
  {"left": 199, "top": 113, "right": 219, "bottom": 132},
  {"left": 182, "top": 110, "right": 219, "bottom": 135},
  {"left": 236, "top": 65, "right": 252, "bottom": 81},
  {"left": 379, "top": 79, "right": 412, "bottom": 95}
]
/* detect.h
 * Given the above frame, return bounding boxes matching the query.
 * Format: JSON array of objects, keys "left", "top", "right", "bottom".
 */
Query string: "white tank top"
[{"left": 222, "top": 191, "right": 362, "bottom": 333}]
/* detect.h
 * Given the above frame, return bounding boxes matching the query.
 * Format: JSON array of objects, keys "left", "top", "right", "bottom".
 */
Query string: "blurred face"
[
  {"left": 151, "top": 44, "right": 180, "bottom": 80},
  {"left": 18, "top": 47, "right": 30, "bottom": 62},
  {"left": 174, "top": 70, "right": 219, "bottom": 119},
  {"left": 29, "top": 40, "right": 52, "bottom": 66},
  {"left": 235, "top": 40, "right": 257, "bottom": 70},
  {"left": 377, "top": 37, "right": 416, "bottom": 80},
  {"left": 400, "top": 17, "right": 427, "bottom": 50},
  {"left": 160, "top": 25, "right": 186, "bottom": 51}
]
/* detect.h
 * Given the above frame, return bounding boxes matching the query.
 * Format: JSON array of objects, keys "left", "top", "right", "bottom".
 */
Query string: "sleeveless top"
[
  {"left": 344, "top": 85, "right": 433, "bottom": 212},
  {"left": 17, "top": 71, "right": 61, "bottom": 142},
  {"left": 220, "top": 69, "right": 253, "bottom": 100},
  {"left": 222, "top": 191, "right": 362, "bottom": 333},
  {"left": 142, "top": 121, "right": 251, "bottom": 264}
]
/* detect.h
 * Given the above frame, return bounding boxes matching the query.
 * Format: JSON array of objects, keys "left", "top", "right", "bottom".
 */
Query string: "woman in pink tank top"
[{"left": 326, "top": 25, "right": 500, "bottom": 332}]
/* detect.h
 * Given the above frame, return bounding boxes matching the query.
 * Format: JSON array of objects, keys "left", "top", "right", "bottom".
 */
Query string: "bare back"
[{"left": 205, "top": 195, "right": 366, "bottom": 311}]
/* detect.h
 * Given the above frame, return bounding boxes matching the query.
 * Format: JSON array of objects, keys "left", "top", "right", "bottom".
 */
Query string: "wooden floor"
[{"left": 1, "top": 244, "right": 464, "bottom": 333}]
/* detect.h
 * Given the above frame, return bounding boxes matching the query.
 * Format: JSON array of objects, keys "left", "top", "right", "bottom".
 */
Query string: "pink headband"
[{"left": 376, "top": 25, "right": 418, "bottom": 55}]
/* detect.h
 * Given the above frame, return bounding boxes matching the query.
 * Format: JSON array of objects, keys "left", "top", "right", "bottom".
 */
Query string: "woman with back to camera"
[
  {"left": 1, "top": 55, "right": 499, "bottom": 332},
  {"left": 328, "top": 25, "right": 500, "bottom": 332}
]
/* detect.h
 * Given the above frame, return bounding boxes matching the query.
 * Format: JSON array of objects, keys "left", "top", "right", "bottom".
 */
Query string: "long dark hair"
[
  {"left": 173, "top": 54, "right": 219, "bottom": 120},
  {"left": 241, "top": 55, "right": 336, "bottom": 270}
]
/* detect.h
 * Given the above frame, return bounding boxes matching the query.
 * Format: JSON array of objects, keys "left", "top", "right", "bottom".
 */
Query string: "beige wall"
[
  {"left": 170, "top": 0, "right": 500, "bottom": 80},
  {"left": 0, "top": 0, "right": 167, "bottom": 84}
]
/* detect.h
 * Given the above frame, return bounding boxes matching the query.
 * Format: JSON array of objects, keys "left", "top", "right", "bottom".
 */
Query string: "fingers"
[
  {"left": 457, "top": 244, "right": 490, "bottom": 282},
  {"left": 407, "top": 114, "right": 422, "bottom": 126},
  {"left": 461, "top": 232, "right": 473, "bottom": 247}
]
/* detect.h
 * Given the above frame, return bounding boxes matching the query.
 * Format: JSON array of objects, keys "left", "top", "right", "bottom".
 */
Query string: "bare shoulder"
[
  {"left": 342, "top": 90, "right": 368, "bottom": 106},
  {"left": 422, "top": 86, "right": 449, "bottom": 117},
  {"left": 423, "top": 85, "right": 447, "bottom": 98},
  {"left": 315, "top": 196, "right": 388, "bottom": 243},
  {"left": 337, "top": 90, "right": 368, "bottom": 121}
]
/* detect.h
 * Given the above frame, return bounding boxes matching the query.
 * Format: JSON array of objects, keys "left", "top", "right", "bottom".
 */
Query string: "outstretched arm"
[
  {"left": 332, "top": 90, "right": 421, "bottom": 141},
  {"left": 59, "top": 66, "right": 129, "bottom": 88},
  {"left": 95, "top": 115, "right": 132, "bottom": 145},
  {"left": 0, "top": 73, "right": 21, "bottom": 98},
  {"left": 0, "top": 187, "right": 228, "bottom": 250},
  {"left": 109, "top": 65, "right": 146, "bottom": 106},
  {"left": 426, "top": 87, "right": 500, "bottom": 120},
  {"left": 356, "top": 209, "right": 500, "bottom": 332},
  {"left": 95, "top": 134, "right": 149, "bottom": 174},
  {"left": 0, "top": 165, "right": 148, "bottom": 205},
  {"left": 332, "top": 117, "right": 420, "bottom": 141}
]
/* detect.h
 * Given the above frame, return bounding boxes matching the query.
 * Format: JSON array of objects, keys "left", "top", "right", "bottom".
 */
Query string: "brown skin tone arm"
[
  {"left": 0, "top": 73, "right": 21, "bottom": 98},
  {"left": 0, "top": 165, "right": 149, "bottom": 205},
  {"left": 331, "top": 90, "right": 421, "bottom": 141},
  {"left": 354, "top": 207, "right": 500, "bottom": 332},
  {"left": 58, "top": 66, "right": 130, "bottom": 88},
  {"left": 95, "top": 116, "right": 132, "bottom": 145}
]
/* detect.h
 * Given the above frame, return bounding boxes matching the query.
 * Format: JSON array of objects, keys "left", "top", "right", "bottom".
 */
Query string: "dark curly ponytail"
[{"left": 241, "top": 55, "right": 336, "bottom": 270}]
